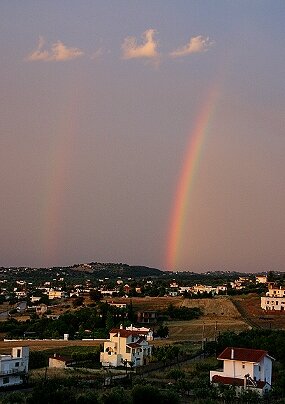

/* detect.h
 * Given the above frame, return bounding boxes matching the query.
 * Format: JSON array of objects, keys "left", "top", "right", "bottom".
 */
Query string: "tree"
[
  {"left": 89, "top": 290, "right": 102, "bottom": 302},
  {"left": 156, "top": 324, "right": 169, "bottom": 338},
  {"left": 105, "top": 311, "right": 114, "bottom": 332},
  {"left": 72, "top": 296, "right": 84, "bottom": 308}
]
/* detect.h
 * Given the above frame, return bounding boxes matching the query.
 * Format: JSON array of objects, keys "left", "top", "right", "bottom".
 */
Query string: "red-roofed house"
[
  {"left": 100, "top": 325, "right": 152, "bottom": 368},
  {"left": 210, "top": 347, "right": 274, "bottom": 396}
]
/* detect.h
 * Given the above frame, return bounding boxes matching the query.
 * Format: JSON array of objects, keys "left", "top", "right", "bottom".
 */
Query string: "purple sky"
[{"left": 1, "top": 1, "right": 285, "bottom": 272}]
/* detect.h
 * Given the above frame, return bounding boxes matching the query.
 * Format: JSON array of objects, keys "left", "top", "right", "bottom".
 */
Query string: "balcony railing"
[{"left": 0, "top": 368, "right": 26, "bottom": 377}]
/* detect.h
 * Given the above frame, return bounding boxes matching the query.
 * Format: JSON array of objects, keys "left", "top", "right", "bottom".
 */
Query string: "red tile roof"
[
  {"left": 218, "top": 347, "right": 268, "bottom": 363},
  {"left": 110, "top": 328, "right": 147, "bottom": 338},
  {"left": 212, "top": 375, "right": 266, "bottom": 389}
]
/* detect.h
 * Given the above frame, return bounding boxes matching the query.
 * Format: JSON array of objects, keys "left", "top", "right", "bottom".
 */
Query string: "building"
[
  {"left": 35, "top": 303, "right": 48, "bottom": 316},
  {"left": 0, "top": 347, "right": 29, "bottom": 388},
  {"left": 100, "top": 325, "right": 152, "bottom": 368},
  {"left": 48, "top": 289, "right": 66, "bottom": 300},
  {"left": 49, "top": 354, "right": 75, "bottom": 369},
  {"left": 210, "top": 347, "right": 274, "bottom": 396},
  {"left": 126, "top": 325, "right": 154, "bottom": 341},
  {"left": 256, "top": 275, "right": 267, "bottom": 284},
  {"left": 261, "top": 284, "right": 285, "bottom": 311},
  {"left": 137, "top": 310, "right": 158, "bottom": 324}
]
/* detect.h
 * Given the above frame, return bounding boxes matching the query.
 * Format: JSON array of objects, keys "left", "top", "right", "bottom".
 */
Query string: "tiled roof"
[
  {"left": 212, "top": 375, "right": 266, "bottom": 389},
  {"left": 110, "top": 328, "right": 147, "bottom": 338},
  {"left": 218, "top": 347, "right": 268, "bottom": 363},
  {"left": 126, "top": 343, "right": 141, "bottom": 348}
]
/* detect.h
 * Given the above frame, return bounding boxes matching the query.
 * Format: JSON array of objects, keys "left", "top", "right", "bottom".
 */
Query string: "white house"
[
  {"left": 100, "top": 325, "right": 152, "bottom": 368},
  {"left": 256, "top": 275, "right": 267, "bottom": 284},
  {"left": 126, "top": 325, "right": 154, "bottom": 341},
  {"left": 48, "top": 289, "right": 67, "bottom": 300},
  {"left": 261, "top": 284, "right": 285, "bottom": 311},
  {"left": 210, "top": 347, "right": 274, "bottom": 396},
  {"left": 0, "top": 347, "right": 29, "bottom": 388},
  {"left": 261, "top": 296, "right": 285, "bottom": 311}
]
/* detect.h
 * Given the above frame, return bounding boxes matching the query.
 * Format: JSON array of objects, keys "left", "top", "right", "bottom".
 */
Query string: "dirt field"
[
  {"left": 231, "top": 294, "right": 285, "bottom": 330},
  {"left": 0, "top": 339, "right": 104, "bottom": 354}
]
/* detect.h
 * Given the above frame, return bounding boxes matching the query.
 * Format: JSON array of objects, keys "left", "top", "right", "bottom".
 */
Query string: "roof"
[
  {"left": 218, "top": 347, "right": 269, "bottom": 363},
  {"left": 212, "top": 375, "right": 266, "bottom": 389},
  {"left": 126, "top": 343, "right": 141, "bottom": 348},
  {"left": 110, "top": 328, "right": 148, "bottom": 338}
]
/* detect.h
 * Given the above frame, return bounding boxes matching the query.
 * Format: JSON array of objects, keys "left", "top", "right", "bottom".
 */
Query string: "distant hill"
[{"left": 72, "top": 262, "right": 163, "bottom": 278}]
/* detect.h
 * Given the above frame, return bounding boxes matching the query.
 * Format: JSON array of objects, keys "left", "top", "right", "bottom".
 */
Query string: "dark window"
[
  {"left": 15, "top": 362, "right": 19, "bottom": 367},
  {"left": 17, "top": 349, "right": 21, "bottom": 358},
  {"left": 3, "top": 377, "right": 9, "bottom": 384}
]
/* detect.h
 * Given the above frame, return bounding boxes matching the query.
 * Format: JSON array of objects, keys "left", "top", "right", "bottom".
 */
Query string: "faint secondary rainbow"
[
  {"left": 166, "top": 87, "right": 219, "bottom": 270},
  {"left": 41, "top": 92, "right": 80, "bottom": 265}
]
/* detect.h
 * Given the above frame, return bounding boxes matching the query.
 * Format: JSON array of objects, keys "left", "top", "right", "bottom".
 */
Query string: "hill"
[{"left": 72, "top": 262, "right": 163, "bottom": 278}]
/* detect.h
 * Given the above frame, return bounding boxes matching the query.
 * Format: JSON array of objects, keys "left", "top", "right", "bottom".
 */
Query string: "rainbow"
[
  {"left": 166, "top": 87, "right": 219, "bottom": 270},
  {"left": 41, "top": 90, "right": 80, "bottom": 265}
]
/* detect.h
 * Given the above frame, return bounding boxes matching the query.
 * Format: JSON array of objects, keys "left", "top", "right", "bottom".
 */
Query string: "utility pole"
[{"left": 201, "top": 322, "right": 205, "bottom": 355}]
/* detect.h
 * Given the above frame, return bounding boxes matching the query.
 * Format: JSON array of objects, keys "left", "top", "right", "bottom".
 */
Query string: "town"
[{"left": 0, "top": 264, "right": 284, "bottom": 403}]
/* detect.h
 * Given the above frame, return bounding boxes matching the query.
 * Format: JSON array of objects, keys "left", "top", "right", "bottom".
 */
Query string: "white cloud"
[
  {"left": 27, "top": 36, "right": 84, "bottom": 62},
  {"left": 170, "top": 35, "right": 214, "bottom": 58},
  {"left": 122, "top": 29, "right": 159, "bottom": 60}
]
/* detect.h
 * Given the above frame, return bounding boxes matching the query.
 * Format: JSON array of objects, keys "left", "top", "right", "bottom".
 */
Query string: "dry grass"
[
  {"left": 0, "top": 339, "right": 103, "bottom": 354},
  {"left": 231, "top": 294, "right": 285, "bottom": 330}
]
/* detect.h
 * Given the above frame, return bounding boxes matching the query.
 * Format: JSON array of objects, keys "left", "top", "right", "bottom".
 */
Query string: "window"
[
  {"left": 17, "top": 349, "right": 21, "bottom": 358},
  {"left": 3, "top": 377, "right": 9, "bottom": 384},
  {"left": 15, "top": 362, "right": 19, "bottom": 367},
  {"left": 242, "top": 363, "right": 245, "bottom": 369},
  {"left": 126, "top": 347, "right": 131, "bottom": 353}
]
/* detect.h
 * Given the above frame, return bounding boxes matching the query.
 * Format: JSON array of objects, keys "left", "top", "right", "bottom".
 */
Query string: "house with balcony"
[
  {"left": 100, "top": 325, "right": 152, "bottom": 368},
  {"left": 137, "top": 310, "right": 158, "bottom": 324},
  {"left": 261, "top": 284, "right": 285, "bottom": 311},
  {"left": 0, "top": 346, "right": 29, "bottom": 388},
  {"left": 210, "top": 347, "right": 274, "bottom": 396}
]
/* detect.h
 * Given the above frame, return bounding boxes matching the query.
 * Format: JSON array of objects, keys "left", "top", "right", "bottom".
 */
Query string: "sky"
[{"left": 1, "top": 1, "right": 285, "bottom": 272}]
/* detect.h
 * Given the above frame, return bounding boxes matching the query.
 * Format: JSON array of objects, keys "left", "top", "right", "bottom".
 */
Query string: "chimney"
[
  {"left": 231, "top": 348, "right": 234, "bottom": 360},
  {"left": 120, "top": 324, "right": 123, "bottom": 329}
]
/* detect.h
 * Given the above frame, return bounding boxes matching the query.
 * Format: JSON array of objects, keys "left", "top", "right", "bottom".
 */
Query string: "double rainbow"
[{"left": 166, "top": 87, "right": 219, "bottom": 270}]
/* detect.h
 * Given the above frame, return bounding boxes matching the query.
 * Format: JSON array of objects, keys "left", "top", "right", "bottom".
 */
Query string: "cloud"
[
  {"left": 170, "top": 35, "right": 214, "bottom": 58},
  {"left": 122, "top": 29, "right": 159, "bottom": 60},
  {"left": 27, "top": 36, "right": 84, "bottom": 62}
]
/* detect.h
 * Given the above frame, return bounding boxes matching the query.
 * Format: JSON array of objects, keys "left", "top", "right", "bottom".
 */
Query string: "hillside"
[{"left": 72, "top": 262, "right": 163, "bottom": 278}]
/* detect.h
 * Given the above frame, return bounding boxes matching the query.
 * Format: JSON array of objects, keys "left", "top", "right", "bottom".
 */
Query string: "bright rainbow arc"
[{"left": 166, "top": 87, "right": 219, "bottom": 270}]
